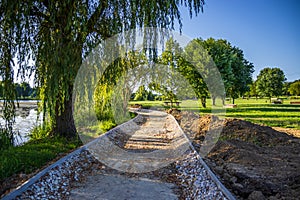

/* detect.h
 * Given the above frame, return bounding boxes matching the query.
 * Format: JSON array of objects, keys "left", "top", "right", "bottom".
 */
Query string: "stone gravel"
[
  {"left": 10, "top": 149, "right": 229, "bottom": 200},
  {"left": 14, "top": 150, "right": 96, "bottom": 200},
  {"left": 175, "top": 150, "right": 228, "bottom": 200}
]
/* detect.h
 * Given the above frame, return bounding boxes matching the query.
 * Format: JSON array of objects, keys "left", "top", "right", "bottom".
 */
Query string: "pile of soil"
[{"left": 168, "top": 109, "right": 300, "bottom": 200}]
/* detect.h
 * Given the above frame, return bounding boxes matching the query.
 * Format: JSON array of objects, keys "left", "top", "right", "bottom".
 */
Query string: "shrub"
[
  {"left": 29, "top": 122, "right": 51, "bottom": 140},
  {"left": 0, "top": 126, "right": 13, "bottom": 150}
]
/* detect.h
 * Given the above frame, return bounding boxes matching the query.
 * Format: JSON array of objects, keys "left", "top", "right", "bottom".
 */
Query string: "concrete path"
[
  {"left": 70, "top": 174, "right": 178, "bottom": 200},
  {"left": 69, "top": 109, "right": 190, "bottom": 200}
]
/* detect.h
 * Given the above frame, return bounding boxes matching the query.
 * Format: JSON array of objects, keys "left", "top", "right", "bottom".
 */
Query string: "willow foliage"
[{"left": 0, "top": 0, "right": 205, "bottom": 140}]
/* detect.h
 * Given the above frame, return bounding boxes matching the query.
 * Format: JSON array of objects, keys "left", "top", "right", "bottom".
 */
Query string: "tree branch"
[
  {"left": 86, "top": 2, "right": 107, "bottom": 34},
  {"left": 30, "top": 5, "right": 49, "bottom": 21}
]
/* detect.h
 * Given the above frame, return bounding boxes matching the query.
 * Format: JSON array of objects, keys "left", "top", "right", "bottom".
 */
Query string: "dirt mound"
[
  {"left": 166, "top": 108, "right": 182, "bottom": 122},
  {"left": 195, "top": 115, "right": 294, "bottom": 146},
  {"left": 176, "top": 112, "right": 300, "bottom": 200}
]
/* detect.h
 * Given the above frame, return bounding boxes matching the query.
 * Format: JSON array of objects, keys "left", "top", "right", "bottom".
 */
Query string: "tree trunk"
[
  {"left": 212, "top": 97, "right": 216, "bottom": 106},
  {"left": 222, "top": 98, "right": 225, "bottom": 106},
  {"left": 53, "top": 89, "right": 77, "bottom": 138},
  {"left": 201, "top": 96, "right": 206, "bottom": 108},
  {"left": 232, "top": 98, "right": 235, "bottom": 104}
]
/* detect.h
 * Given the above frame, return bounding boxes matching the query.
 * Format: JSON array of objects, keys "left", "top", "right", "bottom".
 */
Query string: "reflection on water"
[{"left": 0, "top": 109, "right": 43, "bottom": 145}]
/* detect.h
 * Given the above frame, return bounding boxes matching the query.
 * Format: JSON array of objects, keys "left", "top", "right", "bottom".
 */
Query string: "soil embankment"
[{"left": 168, "top": 109, "right": 300, "bottom": 200}]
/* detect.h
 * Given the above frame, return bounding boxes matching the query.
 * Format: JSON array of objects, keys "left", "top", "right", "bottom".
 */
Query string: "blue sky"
[{"left": 179, "top": 0, "right": 300, "bottom": 82}]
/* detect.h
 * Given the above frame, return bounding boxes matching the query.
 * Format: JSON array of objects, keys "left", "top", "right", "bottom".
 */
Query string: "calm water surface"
[{"left": 0, "top": 101, "right": 42, "bottom": 145}]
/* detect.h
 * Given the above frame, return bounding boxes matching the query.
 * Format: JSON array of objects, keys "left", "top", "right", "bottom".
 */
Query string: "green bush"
[
  {"left": 0, "top": 127, "right": 13, "bottom": 150},
  {"left": 99, "top": 120, "right": 116, "bottom": 132},
  {"left": 29, "top": 122, "right": 51, "bottom": 140}
]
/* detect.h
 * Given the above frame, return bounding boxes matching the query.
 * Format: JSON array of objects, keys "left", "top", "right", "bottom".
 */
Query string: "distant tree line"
[
  {"left": 0, "top": 81, "right": 36, "bottom": 99},
  {"left": 245, "top": 68, "right": 300, "bottom": 100},
  {"left": 131, "top": 85, "right": 156, "bottom": 101},
  {"left": 129, "top": 38, "right": 299, "bottom": 105}
]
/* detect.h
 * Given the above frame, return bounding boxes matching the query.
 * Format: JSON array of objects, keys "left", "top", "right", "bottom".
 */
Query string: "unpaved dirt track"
[
  {"left": 70, "top": 110, "right": 185, "bottom": 199},
  {"left": 84, "top": 110, "right": 190, "bottom": 173},
  {"left": 2, "top": 109, "right": 232, "bottom": 199},
  {"left": 69, "top": 109, "right": 231, "bottom": 200}
]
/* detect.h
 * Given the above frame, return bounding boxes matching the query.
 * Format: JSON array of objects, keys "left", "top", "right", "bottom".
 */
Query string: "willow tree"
[{"left": 0, "top": 0, "right": 205, "bottom": 140}]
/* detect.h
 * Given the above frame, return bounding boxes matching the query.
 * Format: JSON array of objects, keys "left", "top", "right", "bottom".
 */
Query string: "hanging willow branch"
[{"left": 0, "top": 0, "right": 205, "bottom": 140}]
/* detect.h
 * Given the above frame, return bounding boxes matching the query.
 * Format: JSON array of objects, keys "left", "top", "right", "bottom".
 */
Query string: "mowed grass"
[
  {"left": 225, "top": 104, "right": 300, "bottom": 129},
  {"left": 130, "top": 98, "right": 300, "bottom": 129},
  {"left": 0, "top": 137, "right": 81, "bottom": 181}
]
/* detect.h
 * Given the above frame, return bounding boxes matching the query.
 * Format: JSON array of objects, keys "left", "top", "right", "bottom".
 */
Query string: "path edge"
[
  {"left": 2, "top": 112, "right": 142, "bottom": 200},
  {"left": 167, "top": 112, "right": 236, "bottom": 200}
]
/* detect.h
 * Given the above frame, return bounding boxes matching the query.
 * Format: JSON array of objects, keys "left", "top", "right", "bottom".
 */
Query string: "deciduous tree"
[
  {"left": 195, "top": 38, "right": 254, "bottom": 105},
  {"left": 288, "top": 80, "right": 300, "bottom": 96},
  {"left": 256, "top": 67, "right": 286, "bottom": 100}
]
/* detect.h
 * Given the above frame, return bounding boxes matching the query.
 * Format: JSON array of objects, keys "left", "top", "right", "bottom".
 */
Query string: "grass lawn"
[
  {"left": 130, "top": 97, "right": 300, "bottom": 129},
  {"left": 0, "top": 137, "right": 81, "bottom": 181}
]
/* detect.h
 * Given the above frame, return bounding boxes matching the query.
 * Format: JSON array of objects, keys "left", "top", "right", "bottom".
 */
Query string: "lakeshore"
[{"left": 0, "top": 100, "right": 41, "bottom": 145}]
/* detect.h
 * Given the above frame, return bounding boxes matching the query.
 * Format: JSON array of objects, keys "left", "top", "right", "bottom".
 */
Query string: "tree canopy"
[
  {"left": 0, "top": 0, "right": 205, "bottom": 143},
  {"left": 288, "top": 80, "right": 300, "bottom": 96},
  {"left": 256, "top": 67, "right": 286, "bottom": 99},
  {"left": 193, "top": 38, "right": 254, "bottom": 104}
]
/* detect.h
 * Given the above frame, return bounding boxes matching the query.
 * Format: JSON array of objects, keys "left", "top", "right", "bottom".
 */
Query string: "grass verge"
[
  {"left": 130, "top": 98, "right": 300, "bottom": 129},
  {"left": 0, "top": 136, "right": 82, "bottom": 181}
]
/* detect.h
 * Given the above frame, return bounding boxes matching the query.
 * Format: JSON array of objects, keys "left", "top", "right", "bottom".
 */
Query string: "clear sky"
[{"left": 179, "top": 0, "right": 300, "bottom": 82}]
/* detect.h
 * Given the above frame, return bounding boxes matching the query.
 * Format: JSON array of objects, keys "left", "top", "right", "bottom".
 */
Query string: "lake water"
[{"left": 0, "top": 101, "right": 42, "bottom": 145}]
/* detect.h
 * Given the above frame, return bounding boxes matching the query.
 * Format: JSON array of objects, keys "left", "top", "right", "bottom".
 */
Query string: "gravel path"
[{"left": 3, "top": 109, "right": 234, "bottom": 200}]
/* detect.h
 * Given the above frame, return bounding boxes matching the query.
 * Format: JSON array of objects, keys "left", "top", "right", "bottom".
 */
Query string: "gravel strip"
[
  {"left": 5, "top": 150, "right": 98, "bottom": 200},
  {"left": 175, "top": 150, "right": 228, "bottom": 200},
  {"left": 4, "top": 149, "right": 233, "bottom": 200}
]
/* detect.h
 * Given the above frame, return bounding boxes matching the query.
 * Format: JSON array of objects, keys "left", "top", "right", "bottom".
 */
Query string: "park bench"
[
  {"left": 164, "top": 101, "right": 181, "bottom": 107},
  {"left": 224, "top": 104, "right": 237, "bottom": 108},
  {"left": 271, "top": 98, "right": 282, "bottom": 104},
  {"left": 290, "top": 101, "right": 300, "bottom": 105}
]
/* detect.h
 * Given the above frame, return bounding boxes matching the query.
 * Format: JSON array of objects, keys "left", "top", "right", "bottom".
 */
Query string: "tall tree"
[
  {"left": 226, "top": 47, "right": 254, "bottom": 104},
  {"left": 0, "top": 0, "right": 205, "bottom": 140},
  {"left": 158, "top": 38, "right": 210, "bottom": 107},
  {"left": 288, "top": 80, "right": 300, "bottom": 96},
  {"left": 200, "top": 38, "right": 234, "bottom": 105},
  {"left": 249, "top": 80, "right": 259, "bottom": 99},
  {"left": 282, "top": 82, "right": 292, "bottom": 96},
  {"left": 197, "top": 38, "right": 254, "bottom": 105},
  {"left": 15, "top": 82, "right": 32, "bottom": 98},
  {"left": 182, "top": 39, "right": 210, "bottom": 107},
  {"left": 134, "top": 85, "right": 149, "bottom": 101},
  {"left": 256, "top": 67, "right": 286, "bottom": 100}
]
